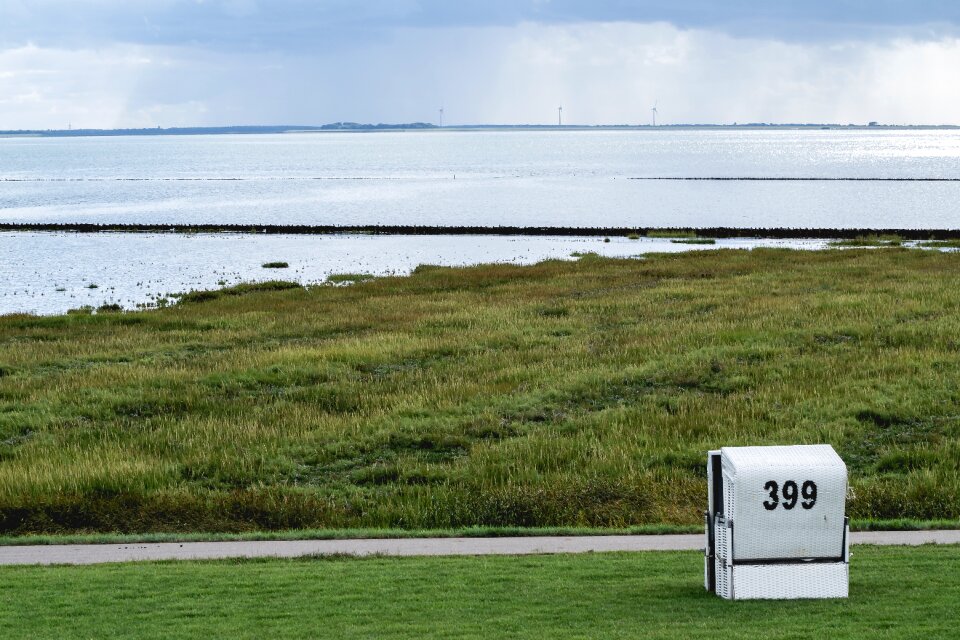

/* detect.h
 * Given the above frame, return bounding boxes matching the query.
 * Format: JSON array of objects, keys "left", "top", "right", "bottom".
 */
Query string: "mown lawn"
[
  {"left": 1, "top": 546, "right": 958, "bottom": 639},
  {"left": 1, "top": 248, "right": 959, "bottom": 533}
]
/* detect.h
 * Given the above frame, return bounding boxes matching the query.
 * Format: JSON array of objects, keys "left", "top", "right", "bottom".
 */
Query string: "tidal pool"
[{"left": 0, "top": 232, "right": 828, "bottom": 315}]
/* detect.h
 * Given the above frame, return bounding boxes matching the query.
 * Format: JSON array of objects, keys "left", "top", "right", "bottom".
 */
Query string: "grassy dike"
[
  {"left": 2, "top": 546, "right": 959, "bottom": 639},
  {"left": 1, "top": 248, "right": 959, "bottom": 534}
]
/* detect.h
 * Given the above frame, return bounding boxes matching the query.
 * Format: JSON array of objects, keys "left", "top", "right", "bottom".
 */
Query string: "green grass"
[
  {"left": 261, "top": 261, "right": 289, "bottom": 269},
  {"left": 2, "top": 249, "right": 960, "bottom": 534},
  {"left": 1, "top": 546, "right": 958, "bottom": 639},
  {"left": 829, "top": 235, "right": 904, "bottom": 248}
]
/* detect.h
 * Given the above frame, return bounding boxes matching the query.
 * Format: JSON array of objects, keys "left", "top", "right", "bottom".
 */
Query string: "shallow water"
[
  {"left": 0, "top": 232, "right": 828, "bottom": 316},
  {"left": 2, "top": 130, "right": 959, "bottom": 229}
]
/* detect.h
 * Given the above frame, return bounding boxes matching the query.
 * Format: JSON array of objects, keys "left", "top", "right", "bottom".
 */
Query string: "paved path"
[{"left": 1, "top": 530, "right": 958, "bottom": 566}]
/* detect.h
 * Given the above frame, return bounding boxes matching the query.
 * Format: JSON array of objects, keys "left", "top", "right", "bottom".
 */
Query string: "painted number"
[
  {"left": 762, "top": 480, "right": 817, "bottom": 511},
  {"left": 801, "top": 480, "right": 817, "bottom": 509},
  {"left": 763, "top": 480, "right": 779, "bottom": 510}
]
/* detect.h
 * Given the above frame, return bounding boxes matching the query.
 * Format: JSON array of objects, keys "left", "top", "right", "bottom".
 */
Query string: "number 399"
[{"left": 762, "top": 480, "right": 817, "bottom": 510}]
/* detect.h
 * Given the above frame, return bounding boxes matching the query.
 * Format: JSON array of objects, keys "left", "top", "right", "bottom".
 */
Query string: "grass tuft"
[
  {"left": 96, "top": 304, "right": 123, "bottom": 314},
  {"left": 918, "top": 239, "right": 960, "bottom": 249},
  {"left": 647, "top": 229, "right": 698, "bottom": 238},
  {"left": 175, "top": 280, "right": 301, "bottom": 304}
]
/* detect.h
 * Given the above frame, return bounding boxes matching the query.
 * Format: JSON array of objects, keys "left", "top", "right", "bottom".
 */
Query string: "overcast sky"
[{"left": 2, "top": 1, "right": 959, "bottom": 129}]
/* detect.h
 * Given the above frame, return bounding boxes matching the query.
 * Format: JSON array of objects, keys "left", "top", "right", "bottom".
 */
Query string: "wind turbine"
[
  {"left": 439, "top": 107, "right": 444, "bottom": 128},
  {"left": 558, "top": 105, "right": 563, "bottom": 127},
  {"left": 651, "top": 101, "right": 658, "bottom": 127}
]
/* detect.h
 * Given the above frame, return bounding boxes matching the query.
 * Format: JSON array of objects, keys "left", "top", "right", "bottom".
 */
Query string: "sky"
[{"left": 1, "top": 1, "right": 959, "bottom": 129}]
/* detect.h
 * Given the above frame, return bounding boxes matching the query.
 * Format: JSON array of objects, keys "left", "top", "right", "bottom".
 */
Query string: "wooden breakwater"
[{"left": 2, "top": 223, "right": 960, "bottom": 240}]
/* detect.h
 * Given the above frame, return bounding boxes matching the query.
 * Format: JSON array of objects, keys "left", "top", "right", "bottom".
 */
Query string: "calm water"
[
  {"left": 2, "top": 130, "right": 959, "bottom": 228},
  {"left": 2, "top": 130, "right": 959, "bottom": 314}
]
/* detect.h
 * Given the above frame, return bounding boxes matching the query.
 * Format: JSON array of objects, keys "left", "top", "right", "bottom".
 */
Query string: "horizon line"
[{"left": 3, "top": 122, "right": 960, "bottom": 137}]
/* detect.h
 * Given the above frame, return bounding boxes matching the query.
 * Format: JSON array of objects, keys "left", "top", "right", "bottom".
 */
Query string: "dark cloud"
[{"left": 2, "top": 0, "right": 959, "bottom": 51}]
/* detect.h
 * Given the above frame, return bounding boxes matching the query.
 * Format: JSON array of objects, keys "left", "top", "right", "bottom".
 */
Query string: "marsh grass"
[
  {"left": 261, "top": 261, "right": 289, "bottom": 269},
  {"left": 175, "top": 280, "right": 300, "bottom": 304},
  {"left": 2, "top": 249, "right": 960, "bottom": 534},
  {"left": 647, "top": 229, "right": 698, "bottom": 238}
]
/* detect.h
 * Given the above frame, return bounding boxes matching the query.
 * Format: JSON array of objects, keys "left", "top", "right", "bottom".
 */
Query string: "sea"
[{"left": 1, "top": 129, "right": 958, "bottom": 314}]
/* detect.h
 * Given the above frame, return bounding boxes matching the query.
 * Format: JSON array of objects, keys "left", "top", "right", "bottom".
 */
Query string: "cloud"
[
  {"left": 2, "top": 22, "right": 959, "bottom": 129},
  {"left": 0, "top": 43, "right": 191, "bottom": 129},
  {"left": 2, "top": 0, "right": 959, "bottom": 51},
  {"left": 466, "top": 23, "right": 960, "bottom": 125}
]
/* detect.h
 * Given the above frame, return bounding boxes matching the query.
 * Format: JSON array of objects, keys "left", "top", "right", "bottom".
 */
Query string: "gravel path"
[{"left": 1, "top": 530, "right": 957, "bottom": 566}]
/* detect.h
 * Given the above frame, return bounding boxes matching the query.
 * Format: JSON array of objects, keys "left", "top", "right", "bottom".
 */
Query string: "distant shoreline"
[
  {"left": 2, "top": 223, "right": 959, "bottom": 239},
  {"left": 2, "top": 123, "right": 959, "bottom": 138}
]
